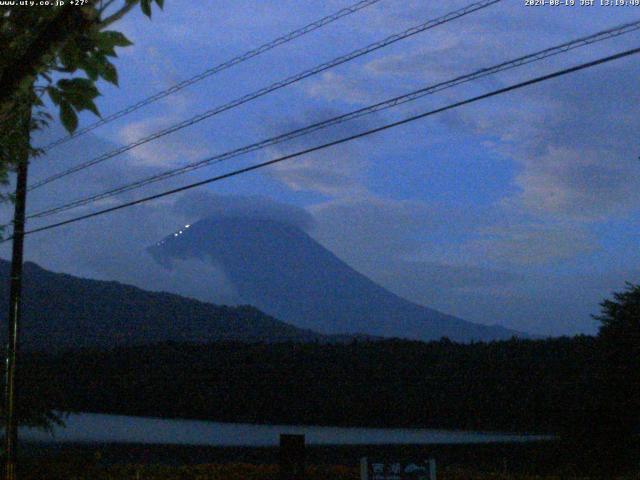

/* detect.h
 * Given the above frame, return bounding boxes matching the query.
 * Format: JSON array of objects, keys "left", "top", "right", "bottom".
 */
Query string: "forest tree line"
[
  {"left": 14, "top": 335, "right": 631, "bottom": 437},
  {"left": 12, "top": 283, "right": 640, "bottom": 442}
]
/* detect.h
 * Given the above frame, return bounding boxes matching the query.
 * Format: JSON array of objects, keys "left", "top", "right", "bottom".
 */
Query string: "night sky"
[{"left": 2, "top": 0, "right": 639, "bottom": 336}]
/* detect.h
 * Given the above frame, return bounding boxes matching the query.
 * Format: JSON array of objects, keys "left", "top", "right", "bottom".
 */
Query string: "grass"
[
  {"left": 17, "top": 462, "right": 640, "bottom": 480},
  {"left": 16, "top": 439, "right": 640, "bottom": 479}
]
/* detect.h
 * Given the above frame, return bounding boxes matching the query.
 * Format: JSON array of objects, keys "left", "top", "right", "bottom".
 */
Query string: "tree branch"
[
  {"left": 100, "top": 0, "right": 139, "bottom": 28},
  {"left": 98, "top": 0, "right": 118, "bottom": 15}
]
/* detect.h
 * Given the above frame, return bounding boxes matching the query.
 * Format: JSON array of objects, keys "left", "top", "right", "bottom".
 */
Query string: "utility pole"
[{"left": 3, "top": 103, "right": 31, "bottom": 480}]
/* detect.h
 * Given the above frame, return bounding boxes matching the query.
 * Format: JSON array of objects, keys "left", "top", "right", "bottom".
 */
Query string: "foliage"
[
  {"left": 22, "top": 336, "right": 603, "bottom": 435},
  {"left": 20, "top": 461, "right": 357, "bottom": 480},
  {"left": 594, "top": 282, "right": 640, "bottom": 342},
  {"left": 0, "top": 0, "right": 164, "bottom": 206},
  {"left": 0, "top": 0, "right": 164, "bottom": 131},
  {"left": 7, "top": 282, "right": 640, "bottom": 443},
  {"left": 0, "top": 0, "right": 164, "bottom": 427},
  {"left": 591, "top": 283, "right": 640, "bottom": 440},
  {"left": 15, "top": 461, "right": 640, "bottom": 480}
]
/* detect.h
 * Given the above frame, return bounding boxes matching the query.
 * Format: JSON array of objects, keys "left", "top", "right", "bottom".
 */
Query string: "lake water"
[{"left": 19, "top": 413, "right": 552, "bottom": 446}]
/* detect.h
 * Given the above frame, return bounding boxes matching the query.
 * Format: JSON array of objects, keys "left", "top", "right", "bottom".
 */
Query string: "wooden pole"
[{"left": 3, "top": 103, "right": 31, "bottom": 480}]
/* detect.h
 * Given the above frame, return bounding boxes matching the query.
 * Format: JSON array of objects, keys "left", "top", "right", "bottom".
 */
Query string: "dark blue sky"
[{"left": 2, "top": 0, "right": 640, "bottom": 336}]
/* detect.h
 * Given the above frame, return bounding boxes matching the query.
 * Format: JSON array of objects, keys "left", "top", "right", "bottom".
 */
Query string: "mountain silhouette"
[
  {"left": 0, "top": 259, "right": 330, "bottom": 351},
  {"left": 149, "top": 216, "right": 523, "bottom": 342}
]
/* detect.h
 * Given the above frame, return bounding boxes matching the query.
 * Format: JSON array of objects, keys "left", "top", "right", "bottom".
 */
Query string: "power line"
[
  {"left": 39, "top": 0, "right": 385, "bottom": 152},
  {"left": 13, "top": 46, "right": 640, "bottom": 240},
  {"left": 26, "top": 19, "right": 640, "bottom": 220},
  {"left": 28, "top": 0, "right": 502, "bottom": 191}
]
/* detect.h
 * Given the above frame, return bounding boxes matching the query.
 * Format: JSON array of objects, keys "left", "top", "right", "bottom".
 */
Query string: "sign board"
[{"left": 360, "top": 458, "right": 436, "bottom": 480}]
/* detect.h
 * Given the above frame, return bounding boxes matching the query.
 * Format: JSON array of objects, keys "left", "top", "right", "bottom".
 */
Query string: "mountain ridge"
[
  {"left": 149, "top": 216, "right": 524, "bottom": 342},
  {"left": 0, "top": 259, "right": 335, "bottom": 351}
]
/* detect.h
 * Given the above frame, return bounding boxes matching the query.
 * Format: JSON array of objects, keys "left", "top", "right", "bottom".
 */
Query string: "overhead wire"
[
  {"left": 39, "top": 0, "right": 386, "bottom": 151},
  {"left": 25, "top": 19, "right": 640, "bottom": 220},
  {"left": 11, "top": 46, "right": 640, "bottom": 241},
  {"left": 28, "top": 0, "right": 502, "bottom": 191}
]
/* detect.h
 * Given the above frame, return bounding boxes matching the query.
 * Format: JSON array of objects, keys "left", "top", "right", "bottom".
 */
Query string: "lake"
[{"left": 20, "top": 413, "right": 552, "bottom": 446}]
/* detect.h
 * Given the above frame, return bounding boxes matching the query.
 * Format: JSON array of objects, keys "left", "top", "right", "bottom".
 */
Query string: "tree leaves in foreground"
[
  {"left": 0, "top": 0, "right": 164, "bottom": 206},
  {"left": 0, "top": 0, "right": 165, "bottom": 423},
  {"left": 592, "top": 283, "right": 640, "bottom": 440}
]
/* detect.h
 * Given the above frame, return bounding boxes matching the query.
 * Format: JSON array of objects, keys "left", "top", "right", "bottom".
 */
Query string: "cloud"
[
  {"left": 305, "top": 194, "right": 551, "bottom": 332},
  {"left": 466, "top": 222, "right": 597, "bottom": 266},
  {"left": 270, "top": 152, "right": 369, "bottom": 197},
  {"left": 457, "top": 61, "right": 640, "bottom": 222},
  {"left": 308, "top": 195, "right": 495, "bottom": 273},
  {"left": 296, "top": 0, "right": 640, "bottom": 224},
  {"left": 2, "top": 1, "right": 635, "bottom": 338},
  {"left": 118, "top": 117, "right": 207, "bottom": 168},
  {"left": 172, "top": 191, "right": 316, "bottom": 232},
  {"left": 317, "top": 6, "right": 640, "bottom": 281},
  {"left": 376, "top": 260, "right": 521, "bottom": 293},
  {"left": 1, "top": 126, "right": 238, "bottom": 306},
  {"left": 309, "top": 195, "right": 460, "bottom": 259},
  {"left": 304, "top": 193, "right": 609, "bottom": 334},
  {"left": 369, "top": 260, "right": 530, "bottom": 329},
  {"left": 304, "top": 72, "right": 376, "bottom": 105},
  {"left": 4, "top": 189, "right": 241, "bottom": 304},
  {"left": 259, "top": 108, "right": 380, "bottom": 198},
  {"left": 512, "top": 146, "right": 640, "bottom": 220},
  {"left": 308, "top": 193, "right": 601, "bottom": 270},
  {"left": 364, "top": 29, "right": 478, "bottom": 83},
  {"left": 24, "top": 124, "right": 194, "bottom": 221},
  {"left": 402, "top": 30, "right": 640, "bottom": 223}
]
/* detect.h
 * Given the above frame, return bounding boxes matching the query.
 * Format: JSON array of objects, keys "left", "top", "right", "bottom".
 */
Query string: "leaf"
[
  {"left": 48, "top": 87, "right": 62, "bottom": 106},
  {"left": 101, "top": 61, "right": 118, "bottom": 86},
  {"left": 57, "top": 85, "right": 101, "bottom": 116},
  {"left": 90, "top": 52, "right": 109, "bottom": 74},
  {"left": 58, "top": 77, "right": 94, "bottom": 91},
  {"left": 79, "top": 57, "right": 99, "bottom": 81},
  {"left": 59, "top": 42, "right": 81, "bottom": 71},
  {"left": 155, "top": 0, "right": 164, "bottom": 8},
  {"left": 93, "top": 33, "right": 117, "bottom": 57},
  {"left": 57, "top": 78, "right": 100, "bottom": 100},
  {"left": 99, "top": 31, "right": 133, "bottom": 48},
  {"left": 104, "top": 48, "right": 118, "bottom": 59},
  {"left": 141, "top": 0, "right": 152, "bottom": 17},
  {"left": 60, "top": 101, "right": 78, "bottom": 133},
  {"left": 76, "top": 97, "right": 100, "bottom": 116}
]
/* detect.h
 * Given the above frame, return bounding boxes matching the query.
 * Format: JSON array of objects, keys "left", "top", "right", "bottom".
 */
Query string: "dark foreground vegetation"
[
  {"left": 7, "top": 282, "right": 639, "bottom": 439},
  {"left": 16, "top": 440, "right": 640, "bottom": 479},
  {"left": 7, "top": 283, "right": 639, "bottom": 476},
  {"left": 17, "top": 334, "right": 635, "bottom": 435}
]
